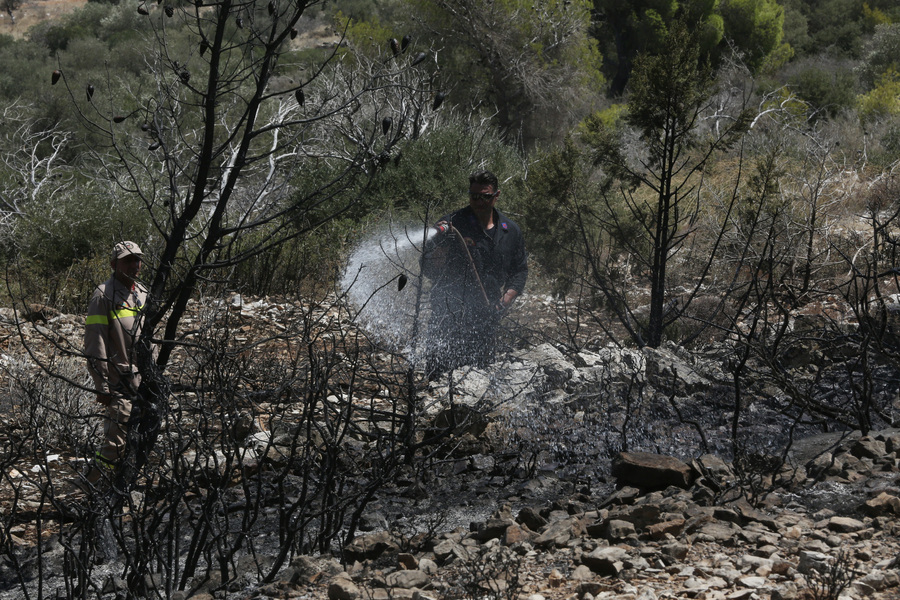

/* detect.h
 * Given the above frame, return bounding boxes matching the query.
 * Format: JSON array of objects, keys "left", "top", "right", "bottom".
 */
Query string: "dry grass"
[{"left": 0, "top": 0, "right": 87, "bottom": 38}]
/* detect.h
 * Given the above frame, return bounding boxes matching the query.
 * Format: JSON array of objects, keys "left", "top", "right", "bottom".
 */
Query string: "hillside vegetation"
[{"left": 0, "top": 0, "right": 899, "bottom": 597}]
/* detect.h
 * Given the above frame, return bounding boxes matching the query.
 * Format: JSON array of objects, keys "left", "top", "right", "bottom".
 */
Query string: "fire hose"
[{"left": 433, "top": 222, "right": 493, "bottom": 309}]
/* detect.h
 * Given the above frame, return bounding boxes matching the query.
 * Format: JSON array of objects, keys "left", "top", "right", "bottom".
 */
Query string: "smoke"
[{"left": 340, "top": 222, "right": 437, "bottom": 361}]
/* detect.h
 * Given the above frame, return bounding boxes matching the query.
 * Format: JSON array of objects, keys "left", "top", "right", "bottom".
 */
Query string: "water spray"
[
  {"left": 340, "top": 223, "right": 432, "bottom": 361},
  {"left": 341, "top": 220, "right": 497, "bottom": 369}
]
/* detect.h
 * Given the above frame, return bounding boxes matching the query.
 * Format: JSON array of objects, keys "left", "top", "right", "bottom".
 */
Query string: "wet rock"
[
  {"left": 643, "top": 345, "right": 710, "bottom": 395},
  {"left": 6, "top": 294, "right": 900, "bottom": 600},
  {"left": 515, "top": 343, "right": 576, "bottom": 387}
]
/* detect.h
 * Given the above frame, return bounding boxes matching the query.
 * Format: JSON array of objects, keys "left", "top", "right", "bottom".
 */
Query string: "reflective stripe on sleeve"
[
  {"left": 86, "top": 314, "right": 109, "bottom": 325},
  {"left": 111, "top": 308, "right": 141, "bottom": 320}
]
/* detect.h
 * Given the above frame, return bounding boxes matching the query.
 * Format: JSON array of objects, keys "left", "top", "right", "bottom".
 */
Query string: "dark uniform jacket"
[
  {"left": 423, "top": 206, "right": 528, "bottom": 316},
  {"left": 420, "top": 206, "right": 526, "bottom": 372}
]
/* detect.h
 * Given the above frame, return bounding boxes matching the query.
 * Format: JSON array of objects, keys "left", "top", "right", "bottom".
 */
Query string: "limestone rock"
[
  {"left": 582, "top": 546, "right": 629, "bottom": 576},
  {"left": 328, "top": 575, "right": 360, "bottom": 600},
  {"left": 384, "top": 569, "right": 429, "bottom": 590},
  {"left": 343, "top": 531, "right": 400, "bottom": 563},
  {"left": 862, "top": 492, "right": 900, "bottom": 517},
  {"left": 612, "top": 452, "right": 694, "bottom": 490}
]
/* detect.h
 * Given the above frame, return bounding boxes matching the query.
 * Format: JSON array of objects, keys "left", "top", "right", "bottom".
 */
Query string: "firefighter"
[
  {"left": 84, "top": 241, "right": 148, "bottom": 482},
  {"left": 421, "top": 170, "right": 528, "bottom": 378}
]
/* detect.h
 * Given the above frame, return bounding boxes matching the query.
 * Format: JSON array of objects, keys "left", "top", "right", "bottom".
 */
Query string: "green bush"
[
  {"left": 857, "top": 23, "right": 900, "bottom": 90},
  {"left": 518, "top": 138, "right": 593, "bottom": 297},
  {"left": 228, "top": 218, "right": 359, "bottom": 295},
  {"left": 787, "top": 59, "right": 857, "bottom": 118},
  {"left": 362, "top": 114, "right": 526, "bottom": 220},
  {"left": 14, "top": 184, "right": 153, "bottom": 276},
  {"left": 0, "top": 36, "right": 53, "bottom": 104},
  {"left": 857, "top": 68, "right": 900, "bottom": 122}
]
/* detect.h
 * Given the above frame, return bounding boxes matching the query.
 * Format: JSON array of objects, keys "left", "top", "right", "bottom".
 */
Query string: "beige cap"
[{"left": 111, "top": 241, "right": 143, "bottom": 262}]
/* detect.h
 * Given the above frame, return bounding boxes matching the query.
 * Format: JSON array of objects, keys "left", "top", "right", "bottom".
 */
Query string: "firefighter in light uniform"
[{"left": 85, "top": 241, "right": 148, "bottom": 479}]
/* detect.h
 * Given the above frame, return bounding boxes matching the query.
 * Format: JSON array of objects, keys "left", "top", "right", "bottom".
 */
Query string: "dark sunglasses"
[{"left": 469, "top": 192, "right": 497, "bottom": 201}]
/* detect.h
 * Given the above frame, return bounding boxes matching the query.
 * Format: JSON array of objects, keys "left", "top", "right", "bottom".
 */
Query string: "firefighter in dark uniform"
[{"left": 421, "top": 170, "right": 528, "bottom": 377}]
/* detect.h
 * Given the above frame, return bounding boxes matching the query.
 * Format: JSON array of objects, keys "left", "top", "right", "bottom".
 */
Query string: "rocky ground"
[
  {"left": 293, "top": 430, "right": 900, "bottom": 600},
  {"left": 1, "top": 293, "right": 899, "bottom": 600}
]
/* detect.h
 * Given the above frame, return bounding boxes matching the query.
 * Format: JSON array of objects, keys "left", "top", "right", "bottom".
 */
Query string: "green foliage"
[
  {"left": 0, "top": 35, "right": 52, "bottom": 105},
  {"left": 363, "top": 116, "right": 526, "bottom": 218},
  {"left": 36, "top": 2, "right": 129, "bottom": 53},
  {"left": 857, "top": 23, "right": 900, "bottom": 89},
  {"left": 780, "top": 0, "right": 811, "bottom": 54},
  {"left": 719, "top": 0, "right": 792, "bottom": 72},
  {"left": 339, "top": 11, "right": 397, "bottom": 53},
  {"left": 579, "top": 104, "right": 631, "bottom": 182},
  {"left": 595, "top": 0, "right": 799, "bottom": 94},
  {"left": 801, "top": 0, "right": 867, "bottom": 57},
  {"left": 229, "top": 219, "right": 358, "bottom": 295},
  {"left": 404, "top": 0, "right": 602, "bottom": 148},
  {"left": 857, "top": 68, "right": 900, "bottom": 122},
  {"left": 323, "top": 0, "right": 385, "bottom": 23},
  {"left": 627, "top": 25, "right": 714, "bottom": 147},
  {"left": 581, "top": 103, "right": 628, "bottom": 132},
  {"left": 767, "top": 0, "right": 898, "bottom": 59},
  {"left": 14, "top": 184, "right": 152, "bottom": 276},
  {"left": 519, "top": 138, "right": 593, "bottom": 295},
  {"left": 872, "top": 116, "right": 900, "bottom": 167},
  {"left": 580, "top": 21, "right": 754, "bottom": 347},
  {"left": 787, "top": 59, "right": 857, "bottom": 118},
  {"left": 862, "top": 2, "right": 893, "bottom": 27}
]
